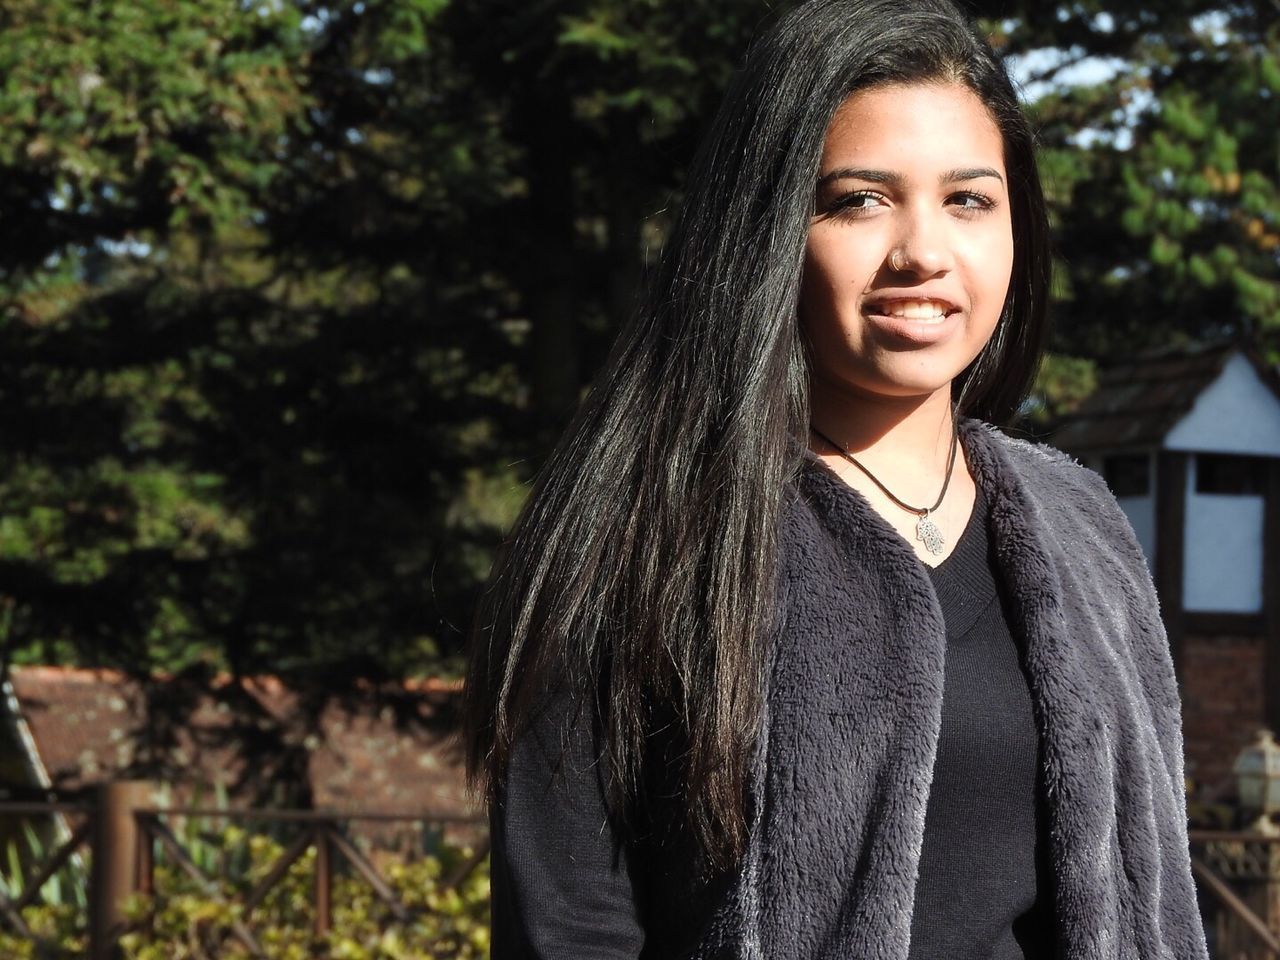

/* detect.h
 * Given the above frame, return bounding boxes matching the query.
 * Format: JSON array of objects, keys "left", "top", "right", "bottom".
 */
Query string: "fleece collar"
[{"left": 694, "top": 418, "right": 1208, "bottom": 960}]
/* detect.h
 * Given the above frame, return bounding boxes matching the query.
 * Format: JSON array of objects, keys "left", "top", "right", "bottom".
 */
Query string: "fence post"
[
  {"left": 89, "top": 781, "right": 151, "bottom": 960},
  {"left": 314, "top": 825, "right": 332, "bottom": 939}
]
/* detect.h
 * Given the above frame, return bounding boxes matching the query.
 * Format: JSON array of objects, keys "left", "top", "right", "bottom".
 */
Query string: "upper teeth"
[{"left": 876, "top": 299, "right": 950, "bottom": 319}]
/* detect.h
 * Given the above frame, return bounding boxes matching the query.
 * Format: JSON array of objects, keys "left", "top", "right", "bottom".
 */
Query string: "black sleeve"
[{"left": 489, "top": 694, "right": 645, "bottom": 959}]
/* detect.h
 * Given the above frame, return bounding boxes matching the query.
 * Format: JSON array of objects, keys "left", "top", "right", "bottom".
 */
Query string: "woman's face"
[{"left": 799, "top": 81, "right": 1014, "bottom": 404}]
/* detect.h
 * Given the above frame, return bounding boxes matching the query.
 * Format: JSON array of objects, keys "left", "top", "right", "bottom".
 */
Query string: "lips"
[
  {"left": 860, "top": 298, "right": 964, "bottom": 345},
  {"left": 862, "top": 297, "right": 961, "bottom": 321}
]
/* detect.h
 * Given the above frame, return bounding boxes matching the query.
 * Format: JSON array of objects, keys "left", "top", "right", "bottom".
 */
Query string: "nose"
[{"left": 887, "top": 207, "right": 955, "bottom": 277}]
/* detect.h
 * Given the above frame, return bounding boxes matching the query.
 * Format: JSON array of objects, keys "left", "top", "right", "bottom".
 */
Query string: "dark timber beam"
[
  {"left": 1264, "top": 459, "right": 1280, "bottom": 735},
  {"left": 1155, "top": 451, "right": 1187, "bottom": 682}
]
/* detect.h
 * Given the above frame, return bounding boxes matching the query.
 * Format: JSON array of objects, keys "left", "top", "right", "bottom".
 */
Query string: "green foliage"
[
  {"left": 0, "top": 902, "right": 87, "bottom": 959},
  {"left": 1026, "top": 353, "right": 1100, "bottom": 427},
  {"left": 998, "top": 1, "right": 1280, "bottom": 361},
  {"left": 0, "top": 0, "right": 1275, "bottom": 689},
  {"left": 0, "top": 817, "right": 489, "bottom": 960},
  {"left": 0, "top": 820, "right": 90, "bottom": 958},
  {"left": 118, "top": 828, "right": 491, "bottom": 960},
  {"left": 0, "top": 0, "right": 506, "bottom": 680},
  {"left": 0, "top": 0, "right": 781, "bottom": 685},
  {"left": 0, "top": 0, "right": 309, "bottom": 272},
  {"left": 0, "top": 821, "right": 89, "bottom": 910}
]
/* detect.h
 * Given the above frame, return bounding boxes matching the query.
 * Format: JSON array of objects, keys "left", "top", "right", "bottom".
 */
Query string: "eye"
[
  {"left": 825, "top": 190, "right": 888, "bottom": 219},
  {"left": 947, "top": 190, "right": 999, "bottom": 216}
]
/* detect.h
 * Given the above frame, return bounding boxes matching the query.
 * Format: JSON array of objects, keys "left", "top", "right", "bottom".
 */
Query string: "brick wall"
[{"left": 1180, "top": 632, "right": 1267, "bottom": 793}]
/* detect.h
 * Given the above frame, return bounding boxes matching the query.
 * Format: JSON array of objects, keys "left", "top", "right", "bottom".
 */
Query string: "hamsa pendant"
[{"left": 916, "top": 512, "right": 945, "bottom": 556}]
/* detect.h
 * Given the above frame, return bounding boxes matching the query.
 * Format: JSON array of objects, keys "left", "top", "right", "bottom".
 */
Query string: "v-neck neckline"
[
  {"left": 799, "top": 424, "right": 980, "bottom": 575},
  {"left": 924, "top": 480, "right": 986, "bottom": 577}
]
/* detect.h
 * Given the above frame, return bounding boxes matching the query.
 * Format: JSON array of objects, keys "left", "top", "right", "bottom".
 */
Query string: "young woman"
[{"left": 462, "top": 1, "right": 1210, "bottom": 957}]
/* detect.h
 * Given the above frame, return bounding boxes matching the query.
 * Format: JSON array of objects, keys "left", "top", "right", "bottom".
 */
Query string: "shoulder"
[
  {"left": 966, "top": 418, "right": 1116, "bottom": 507},
  {"left": 965, "top": 418, "right": 1149, "bottom": 571},
  {"left": 967, "top": 418, "right": 1098, "bottom": 481}
]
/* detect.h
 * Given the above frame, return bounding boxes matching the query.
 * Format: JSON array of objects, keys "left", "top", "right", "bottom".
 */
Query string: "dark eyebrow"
[
  {"left": 815, "top": 166, "right": 1005, "bottom": 188},
  {"left": 941, "top": 166, "right": 1004, "bottom": 185},
  {"left": 815, "top": 167, "right": 903, "bottom": 189}
]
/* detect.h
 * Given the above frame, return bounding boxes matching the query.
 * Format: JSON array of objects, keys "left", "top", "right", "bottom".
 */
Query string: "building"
[
  {"left": 0, "top": 665, "right": 476, "bottom": 852},
  {"left": 1053, "top": 343, "right": 1280, "bottom": 793}
]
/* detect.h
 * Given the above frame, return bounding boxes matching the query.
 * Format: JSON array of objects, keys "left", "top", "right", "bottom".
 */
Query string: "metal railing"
[
  {"left": 1190, "top": 829, "right": 1280, "bottom": 959},
  {"left": 10, "top": 792, "right": 1278, "bottom": 960},
  {"left": 0, "top": 783, "right": 487, "bottom": 959}
]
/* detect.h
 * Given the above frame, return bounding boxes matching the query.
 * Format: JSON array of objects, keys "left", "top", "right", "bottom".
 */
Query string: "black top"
[
  {"left": 491, "top": 483, "right": 1055, "bottom": 958},
  {"left": 489, "top": 696, "right": 648, "bottom": 958},
  {"left": 911, "top": 483, "right": 1056, "bottom": 958}
]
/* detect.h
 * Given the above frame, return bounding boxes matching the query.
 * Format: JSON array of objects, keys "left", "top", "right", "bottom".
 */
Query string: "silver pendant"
[{"left": 917, "top": 512, "right": 945, "bottom": 556}]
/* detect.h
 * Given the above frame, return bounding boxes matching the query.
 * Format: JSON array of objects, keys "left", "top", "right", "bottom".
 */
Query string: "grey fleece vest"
[{"left": 694, "top": 418, "right": 1210, "bottom": 960}]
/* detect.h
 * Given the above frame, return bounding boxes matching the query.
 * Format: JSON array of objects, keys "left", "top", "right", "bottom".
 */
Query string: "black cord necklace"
[{"left": 810, "top": 414, "right": 959, "bottom": 557}]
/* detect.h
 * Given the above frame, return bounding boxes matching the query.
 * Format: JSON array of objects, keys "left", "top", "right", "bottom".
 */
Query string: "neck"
[{"left": 808, "top": 381, "right": 957, "bottom": 474}]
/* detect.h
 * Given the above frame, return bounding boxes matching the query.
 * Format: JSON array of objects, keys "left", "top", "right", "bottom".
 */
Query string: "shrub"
[
  {"left": 0, "top": 820, "right": 90, "bottom": 959},
  {"left": 120, "top": 824, "right": 491, "bottom": 960},
  {"left": 0, "top": 820, "right": 490, "bottom": 960}
]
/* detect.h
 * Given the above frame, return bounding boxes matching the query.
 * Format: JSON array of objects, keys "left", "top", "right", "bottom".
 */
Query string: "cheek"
[
  {"left": 966, "top": 225, "right": 1014, "bottom": 320},
  {"left": 993, "top": 227, "right": 1015, "bottom": 286},
  {"left": 800, "top": 233, "right": 867, "bottom": 312},
  {"left": 797, "top": 245, "right": 827, "bottom": 331},
  {"left": 990, "top": 241, "right": 1015, "bottom": 324}
]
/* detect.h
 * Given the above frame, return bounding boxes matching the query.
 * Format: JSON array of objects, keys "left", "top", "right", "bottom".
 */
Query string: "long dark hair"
[{"left": 462, "top": 0, "right": 1051, "bottom": 869}]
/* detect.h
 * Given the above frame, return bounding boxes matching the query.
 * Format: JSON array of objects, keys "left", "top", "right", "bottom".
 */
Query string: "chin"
[{"left": 842, "top": 357, "right": 971, "bottom": 402}]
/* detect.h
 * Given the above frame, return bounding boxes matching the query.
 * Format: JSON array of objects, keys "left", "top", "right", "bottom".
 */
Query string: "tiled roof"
[
  {"left": 1051, "top": 343, "right": 1238, "bottom": 453},
  {"left": 3, "top": 666, "right": 474, "bottom": 822}
]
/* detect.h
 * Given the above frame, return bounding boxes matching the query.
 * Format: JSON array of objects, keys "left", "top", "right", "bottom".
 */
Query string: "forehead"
[{"left": 819, "top": 81, "right": 1006, "bottom": 175}]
